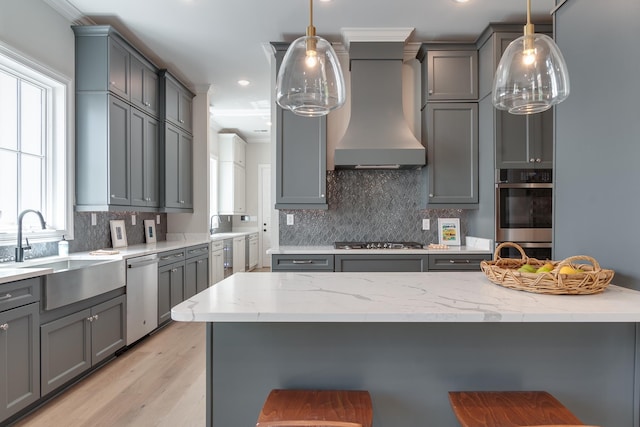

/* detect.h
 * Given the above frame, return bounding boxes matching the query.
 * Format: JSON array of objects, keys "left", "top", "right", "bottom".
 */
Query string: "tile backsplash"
[
  {"left": 279, "top": 170, "right": 466, "bottom": 246},
  {"left": 0, "top": 211, "right": 167, "bottom": 262}
]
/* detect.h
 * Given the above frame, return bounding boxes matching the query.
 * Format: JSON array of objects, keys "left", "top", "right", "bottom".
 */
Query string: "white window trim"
[{"left": 0, "top": 40, "right": 74, "bottom": 246}]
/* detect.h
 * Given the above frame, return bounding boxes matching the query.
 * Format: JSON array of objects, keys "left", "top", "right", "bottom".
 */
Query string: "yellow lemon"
[{"left": 559, "top": 266, "right": 581, "bottom": 275}]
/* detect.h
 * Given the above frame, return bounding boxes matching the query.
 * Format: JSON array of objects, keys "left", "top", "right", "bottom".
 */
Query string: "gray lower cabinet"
[
  {"left": 423, "top": 102, "right": 479, "bottom": 205},
  {"left": 335, "top": 254, "right": 429, "bottom": 272},
  {"left": 161, "top": 122, "right": 193, "bottom": 212},
  {"left": 271, "top": 255, "right": 334, "bottom": 272},
  {"left": 185, "top": 244, "right": 210, "bottom": 297},
  {"left": 0, "top": 302, "right": 39, "bottom": 422},
  {"left": 272, "top": 42, "right": 328, "bottom": 210},
  {"left": 428, "top": 253, "right": 492, "bottom": 271},
  {"left": 158, "top": 262, "right": 184, "bottom": 326},
  {"left": 40, "top": 295, "right": 126, "bottom": 397}
]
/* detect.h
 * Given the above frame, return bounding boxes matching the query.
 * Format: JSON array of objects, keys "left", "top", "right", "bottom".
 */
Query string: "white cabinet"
[
  {"left": 210, "top": 240, "right": 225, "bottom": 285},
  {"left": 248, "top": 233, "right": 259, "bottom": 271},
  {"left": 219, "top": 133, "right": 246, "bottom": 167},
  {"left": 232, "top": 237, "right": 246, "bottom": 273},
  {"left": 218, "top": 133, "right": 246, "bottom": 215}
]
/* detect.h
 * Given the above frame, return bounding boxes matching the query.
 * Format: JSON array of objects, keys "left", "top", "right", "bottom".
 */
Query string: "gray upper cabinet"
[
  {"left": 73, "top": 25, "right": 163, "bottom": 212},
  {"left": 130, "top": 54, "right": 159, "bottom": 117},
  {"left": 131, "top": 108, "right": 159, "bottom": 208},
  {"left": 423, "top": 103, "right": 479, "bottom": 205},
  {"left": 477, "top": 24, "right": 554, "bottom": 169},
  {"left": 161, "top": 122, "right": 193, "bottom": 211},
  {"left": 0, "top": 278, "right": 40, "bottom": 423},
  {"left": 418, "top": 43, "right": 479, "bottom": 207},
  {"left": 161, "top": 71, "right": 193, "bottom": 133},
  {"left": 272, "top": 42, "right": 328, "bottom": 210},
  {"left": 422, "top": 48, "right": 478, "bottom": 103}
]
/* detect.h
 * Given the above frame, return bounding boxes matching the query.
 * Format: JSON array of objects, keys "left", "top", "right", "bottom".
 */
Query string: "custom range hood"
[{"left": 334, "top": 29, "right": 425, "bottom": 169}]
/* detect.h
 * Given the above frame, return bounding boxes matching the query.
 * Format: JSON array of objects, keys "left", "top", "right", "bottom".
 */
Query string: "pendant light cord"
[
  {"left": 526, "top": 0, "right": 531, "bottom": 25},
  {"left": 306, "top": 0, "right": 316, "bottom": 37}
]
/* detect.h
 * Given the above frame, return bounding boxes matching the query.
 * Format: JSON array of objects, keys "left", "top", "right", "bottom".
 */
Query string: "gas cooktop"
[{"left": 334, "top": 241, "right": 424, "bottom": 250}]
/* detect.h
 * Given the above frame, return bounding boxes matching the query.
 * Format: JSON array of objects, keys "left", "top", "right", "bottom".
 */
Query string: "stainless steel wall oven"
[{"left": 496, "top": 169, "right": 552, "bottom": 259}]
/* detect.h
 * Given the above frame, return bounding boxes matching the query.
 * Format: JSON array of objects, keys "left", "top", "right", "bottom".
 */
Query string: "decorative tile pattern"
[
  {"left": 279, "top": 170, "right": 467, "bottom": 246},
  {"left": 0, "top": 211, "right": 167, "bottom": 262}
]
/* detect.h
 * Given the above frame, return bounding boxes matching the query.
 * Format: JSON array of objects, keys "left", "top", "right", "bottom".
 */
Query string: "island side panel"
[{"left": 210, "top": 322, "right": 637, "bottom": 427}]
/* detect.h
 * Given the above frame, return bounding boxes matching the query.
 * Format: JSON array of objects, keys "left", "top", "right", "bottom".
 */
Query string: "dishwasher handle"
[{"left": 127, "top": 254, "right": 159, "bottom": 268}]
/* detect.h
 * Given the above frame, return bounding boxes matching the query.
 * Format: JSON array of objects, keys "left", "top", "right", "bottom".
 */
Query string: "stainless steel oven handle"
[{"left": 496, "top": 183, "right": 553, "bottom": 189}]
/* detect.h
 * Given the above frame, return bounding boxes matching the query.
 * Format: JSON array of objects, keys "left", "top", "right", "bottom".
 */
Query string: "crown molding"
[
  {"left": 341, "top": 27, "right": 415, "bottom": 50},
  {"left": 42, "top": 0, "right": 94, "bottom": 24}
]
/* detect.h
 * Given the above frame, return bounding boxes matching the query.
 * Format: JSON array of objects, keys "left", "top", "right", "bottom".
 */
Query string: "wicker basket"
[{"left": 480, "top": 242, "right": 615, "bottom": 295}]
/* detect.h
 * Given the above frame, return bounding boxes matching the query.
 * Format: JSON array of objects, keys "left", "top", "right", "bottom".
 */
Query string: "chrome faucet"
[
  {"left": 210, "top": 214, "right": 221, "bottom": 234},
  {"left": 16, "top": 209, "right": 47, "bottom": 262}
]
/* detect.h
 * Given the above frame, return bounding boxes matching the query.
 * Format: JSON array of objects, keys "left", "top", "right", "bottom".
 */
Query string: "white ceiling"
[{"left": 44, "top": 0, "right": 556, "bottom": 143}]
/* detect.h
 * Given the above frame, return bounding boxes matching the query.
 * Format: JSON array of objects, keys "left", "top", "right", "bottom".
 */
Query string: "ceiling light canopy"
[
  {"left": 492, "top": 0, "right": 570, "bottom": 114},
  {"left": 275, "top": 0, "right": 346, "bottom": 117}
]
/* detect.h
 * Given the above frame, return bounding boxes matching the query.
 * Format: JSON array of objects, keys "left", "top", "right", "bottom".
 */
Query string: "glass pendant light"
[
  {"left": 276, "top": 0, "right": 345, "bottom": 117},
  {"left": 492, "top": 0, "right": 570, "bottom": 114}
]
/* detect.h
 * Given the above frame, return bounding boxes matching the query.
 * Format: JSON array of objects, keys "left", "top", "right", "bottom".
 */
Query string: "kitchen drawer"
[
  {"left": 186, "top": 244, "right": 209, "bottom": 259},
  {"left": 335, "top": 254, "right": 429, "bottom": 272},
  {"left": 0, "top": 277, "right": 41, "bottom": 313},
  {"left": 211, "top": 240, "right": 224, "bottom": 251},
  {"left": 271, "top": 255, "right": 334, "bottom": 271},
  {"left": 428, "top": 253, "right": 492, "bottom": 271},
  {"left": 158, "top": 249, "right": 186, "bottom": 267}
]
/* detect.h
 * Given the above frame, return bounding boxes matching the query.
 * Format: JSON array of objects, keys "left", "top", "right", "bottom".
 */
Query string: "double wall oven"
[{"left": 496, "top": 169, "right": 552, "bottom": 259}]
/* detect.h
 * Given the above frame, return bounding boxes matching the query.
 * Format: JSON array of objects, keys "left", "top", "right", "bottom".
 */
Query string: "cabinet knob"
[
  {"left": 111, "top": 194, "right": 115, "bottom": 198},
  {"left": 172, "top": 268, "right": 177, "bottom": 273},
  {"left": 529, "top": 158, "right": 535, "bottom": 163},
  {"left": 0, "top": 323, "right": 8, "bottom": 331},
  {"left": 536, "top": 158, "right": 542, "bottom": 163},
  {"left": 0, "top": 293, "right": 12, "bottom": 301},
  {"left": 428, "top": 89, "right": 433, "bottom": 95},
  {"left": 180, "top": 200, "right": 185, "bottom": 204},
  {"left": 429, "top": 193, "right": 434, "bottom": 198},
  {"left": 94, "top": 314, "right": 99, "bottom": 321},
  {"left": 179, "top": 119, "right": 184, "bottom": 123},
  {"left": 321, "top": 194, "right": 325, "bottom": 198},
  {"left": 87, "top": 316, "right": 93, "bottom": 322},
  {"left": 110, "top": 81, "right": 116, "bottom": 86}
]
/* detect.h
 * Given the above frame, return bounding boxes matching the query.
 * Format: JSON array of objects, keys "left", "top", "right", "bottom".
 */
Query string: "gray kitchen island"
[{"left": 171, "top": 271, "right": 640, "bottom": 426}]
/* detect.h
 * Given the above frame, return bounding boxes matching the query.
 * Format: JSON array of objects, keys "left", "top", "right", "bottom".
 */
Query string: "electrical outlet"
[
  {"left": 91, "top": 213, "right": 97, "bottom": 226},
  {"left": 156, "top": 215, "right": 161, "bottom": 224},
  {"left": 286, "top": 214, "right": 294, "bottom": 225},
  {"left": 131, "top": 214, "right": 136, "bottom": 226},
  {"left": 422, "top": 218, "right": 430, "bottom": 230}
]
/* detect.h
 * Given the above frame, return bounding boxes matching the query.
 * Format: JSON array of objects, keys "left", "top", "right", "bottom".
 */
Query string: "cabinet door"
[
  {"left": 130, "top": 56, "right": 158, "bottom": 116},
  {"left": 530, "top": 108, "right": 554, "bottom": 168},
  {"left": 170, "top": 264, "right": 185, "bottom": 309},
  {"left": 41, "top": 309, "right": 92, "bottom": 396},
  {"left": 108, "top": 96, "right": 131, "bottom": 205},
  {"left": 179, "top": 132, "right": 193, "bottom": 209},
  {"left": 426, "top": 50, "right": 478, "bottom": 101},
  {"left": 178, "top": 90, "right": 193, "bottom": 133},
  {"left": 158, "top": 266, "right": 172, "bottom": 325},
  {"left": 496, "top": 110, "right": 553, "bottom": 169},
  {"left": 428, "top": 253, "right": 492, "bottom": 271},
  {"left": 195, "top": 256, "right": 209, "bottom": 293},
  {"left": 145, "top": 117, "right": 160, "bottom": 207},
  {"left": 210, "top": 249, "right": 224, "bottom": 285},
  {"left": 425, "top": 103, "right": 478, "bottom": 205},
  {"left": 184, "top": 258, "right": 197, "bottom": 300},
  {"left": 0, "top": 303, "right": 39, "bottom": 421},
  {"left": 233, "top": 238, "right": 246, "bottom": 273},
  {"left": 249, "top": 238, "right": 258, "bottom": 270},
  {"left": 91, "top": 295, "right": 126, "bottom": 366},
  {"left": 275, "top": 109, "right": 327, "bottom": 208},
  {"left": 164, "top": 77, "right": 180, "bottom": 127},
  {"left": 144, "top": 64, "right": 159, "bottom": 116},
  {"left": 108, "top": 38, "right": 129, "bottom": 100},
  {"left": 334, "top": 255, "right": 429, "bottom": 272},
  {"left": 130, "top": 107, "right": 147, "bottom": 207},
  {"left": 233, "top": 163, "right": 245, "bottom": 213}
]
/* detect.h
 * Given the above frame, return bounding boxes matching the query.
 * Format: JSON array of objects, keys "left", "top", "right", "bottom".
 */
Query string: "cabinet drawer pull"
[
  {"left": 449, "top": 259, "right": 471, "bottom": 264},
  {"left": 292, "top": 260, "right": 313, "bottom": 264},
  {"left": 0, "top": 323, "right": 8, "bottom": 331},
  {"left": 172, "top": 268, "right": 178, "bottom": 273},
  {"left": 87, "top": 316, "right": 94, "bottom": 322},
  {"left": 197, "top": 260, "right": 203, "bottom": 264},
  {"left": 0, "top": 293, "right": 12, "bottom": 301},
  {"left": 94, "top": 314, "right": 99, "bottom": 321}
]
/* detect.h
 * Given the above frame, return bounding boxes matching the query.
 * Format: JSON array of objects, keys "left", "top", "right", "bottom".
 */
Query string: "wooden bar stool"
[
  {"left": 256, "top": 389, "right": 373, "bottom": 427},
  {"left": 448, "top": 391, "right": 599, "bottom": 427}
]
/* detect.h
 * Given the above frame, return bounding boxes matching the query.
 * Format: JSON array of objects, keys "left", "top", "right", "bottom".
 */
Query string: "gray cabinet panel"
[
  {"left": 271, "top": 255, "right": 334, "bottom": 271},
  {"left": 108, "top": 96, "right": 131, "bottom": 206},
  {"left": 0, "top": 302, "right": 39, "bottom": 421},
  {"left": 157, "top": 267, "right": 171, "bottom": 325},
  {"left": 130, "top": 54, "right": 159, "bottom": 116},
  {"left": 335, "top": 254, "right": 429, "bottom": 272},
  {"left": 0, "top": 277, "right": 40, "bottom": 313},
  {"left": 108, "top": 37, "right": 130, "bottom": 100},
  {"left": 425, "top": 49, "right": 478, "bottom": 101},
  {"left": 161, "top": 122, "right": 192, "bottom": 212},
  {"left": 195, "top": 256, "right": 209, "bottom": 293},
  {"left": 185, "top": 254, "right": 209, "bottom": 297},
  {"left": 424, "top": 103, "right": 478, "bottom": 205},
  {"left": 496, "top": 109, "right": 553, "bottom": 169},
  {"left": 131, "top": 109, "right": 159, "bottom": 207},
  {"left": 158, "top": 256, "right": 185, "bottom": 325},
  {"left": 40, "top": 308, "right": 92, "bottom": 396},
  {"left": 91, "top": 295, "right": 126, "bottom": 366},
  {"left": 428, "top": 253, "right": 491, "bottom": 271},
  {"left": 160, "top": 71, "right": 193, "bottom": 133}
]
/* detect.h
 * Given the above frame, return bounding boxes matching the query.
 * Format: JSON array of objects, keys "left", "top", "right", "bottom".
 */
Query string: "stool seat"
[
  {"left": 448, "top": 391, "right": 592, "bottom": 427},
  {"left": 256, "top": 389, "right": 373, "bottom": 427}
]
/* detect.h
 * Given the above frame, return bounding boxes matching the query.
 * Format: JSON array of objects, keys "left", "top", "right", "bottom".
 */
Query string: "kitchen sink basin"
[{"left": 17, "top": 257, "right": 126, "bottom": 310}]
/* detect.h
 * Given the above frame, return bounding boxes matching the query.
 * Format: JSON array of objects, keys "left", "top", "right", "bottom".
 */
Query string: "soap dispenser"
[{"left": 58, "top": 235, "right": 69, "bottom": 256}]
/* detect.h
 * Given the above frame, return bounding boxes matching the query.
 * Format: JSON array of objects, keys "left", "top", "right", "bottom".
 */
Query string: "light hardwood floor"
[{"left": 15, "top": 321, "right": 206, "bottom": 427}]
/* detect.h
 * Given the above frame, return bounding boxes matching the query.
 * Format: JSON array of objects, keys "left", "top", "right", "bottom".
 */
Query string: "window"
[{"left": 0, "top": 42, "right": 71, "bottom": 244}]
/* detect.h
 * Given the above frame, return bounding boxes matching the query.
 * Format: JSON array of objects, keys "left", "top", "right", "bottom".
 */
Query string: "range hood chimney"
[{"left": 334, "top": 28, "right": 425, "bottom": 170}]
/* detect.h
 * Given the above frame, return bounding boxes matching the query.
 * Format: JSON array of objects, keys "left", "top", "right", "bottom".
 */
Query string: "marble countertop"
[{"left": 171, "top": 271, "right": 640, "bottom": 323}]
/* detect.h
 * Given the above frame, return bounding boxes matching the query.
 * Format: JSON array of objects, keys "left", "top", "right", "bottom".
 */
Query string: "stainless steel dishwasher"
[{"left": 126, "top": 254, "right": 159, "bottom": 345}]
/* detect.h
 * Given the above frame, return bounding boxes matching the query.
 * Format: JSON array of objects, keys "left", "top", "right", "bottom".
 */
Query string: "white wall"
[{"left": 1, "top": 0, "right": 75, "bottom": 79}]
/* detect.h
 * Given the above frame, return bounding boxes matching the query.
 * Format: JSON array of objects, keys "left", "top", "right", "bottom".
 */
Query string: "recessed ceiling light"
[
  {"left": 452, "top": 0, "right": 470, "bottom": 3},
  {"left": 237, "top": 79, "right": 250, "bottom": 86}
]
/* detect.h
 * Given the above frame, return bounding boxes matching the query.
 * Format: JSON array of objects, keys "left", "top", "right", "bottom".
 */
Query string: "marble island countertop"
[{"left": 171, "top": 271, "right": 640, "bottom": 323}]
